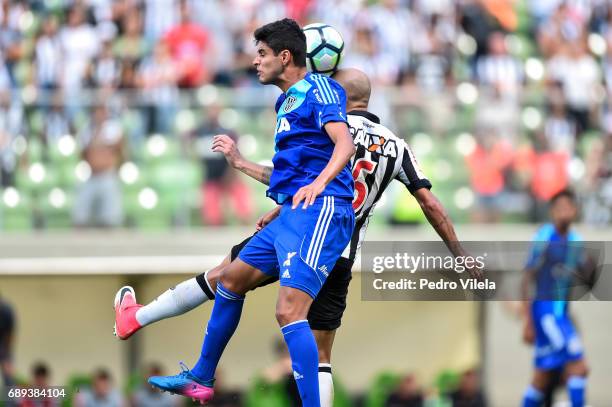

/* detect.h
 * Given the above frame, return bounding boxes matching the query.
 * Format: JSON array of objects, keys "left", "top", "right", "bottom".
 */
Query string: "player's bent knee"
[
  {"left": 276, "top": 287, "right": 313, "bottom": 326},
  {"left": 219, "top": 266, "right": 250, "bottom": 295},
  {"left": 276, "top": 307, "right": 301, "bottom": 326}
]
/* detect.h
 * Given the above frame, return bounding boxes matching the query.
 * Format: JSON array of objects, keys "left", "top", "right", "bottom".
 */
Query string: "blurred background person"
[
  {"left": 449, "top": 369, "right": 487, "bottom": 407},
  {"left": 131, "top": 363, "right": 180, "bottom": 407},
  {"left": 0, "top": 292, "right": 15, "bottom": 389},
  {"left": 193, "top": 104, "right": 253, "bottom": 226},
  {"left": 384, "top": 373, "right": 424, "bottom": 407},
  {"left": 19, "top": 362, "right": 59, "bottom": 407},
  {"left": 74, "top": 368, "right": 126, "bottom": 407},
  {"left": 72, "top": 105, "right": 125, "bottom": 228},
  {"left": 163, "top": 0, "right": 212, "bottom": 89}
]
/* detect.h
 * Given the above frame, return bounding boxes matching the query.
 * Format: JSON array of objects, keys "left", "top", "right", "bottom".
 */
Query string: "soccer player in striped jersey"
[{"left": 114, "top": 68, "right": 473, "bottom": 407}]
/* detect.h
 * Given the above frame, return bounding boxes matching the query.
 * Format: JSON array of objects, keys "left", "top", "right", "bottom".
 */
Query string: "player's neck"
[
  {"left": 554, "top": 222, "right": 571, "bottom": 235},
  {"left": 276, "top": 66, "right": 307, "bottom": 93}
]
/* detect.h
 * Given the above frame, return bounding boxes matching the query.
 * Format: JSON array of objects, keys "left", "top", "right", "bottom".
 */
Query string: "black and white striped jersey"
[{"left": 343, "top": 110, "right": 432, "bottom": 261}]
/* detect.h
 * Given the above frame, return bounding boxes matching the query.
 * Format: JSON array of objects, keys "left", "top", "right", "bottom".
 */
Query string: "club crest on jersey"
[
  {"left": 283, "top": 96, "right": 297, "bottom": 112},
  {"left": 352, "top": 128, "right": 398, "bottom": 157}
]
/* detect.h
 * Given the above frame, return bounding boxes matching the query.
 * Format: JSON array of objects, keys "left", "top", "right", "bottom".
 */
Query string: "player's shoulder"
[
  {"left": 348, "top": 111, "right": 405, "bottom": 143},
  {"left": 305, "top": 73, "right": 345, "bottom": 104},
  {"left": 567, "top": 229, "right": 583, "bottom": 242},
  {"left": 532, "top": 223, "right": 556, "bottom": 241}
]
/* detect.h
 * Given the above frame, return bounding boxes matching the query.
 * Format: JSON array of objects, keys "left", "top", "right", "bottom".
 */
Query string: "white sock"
[
  {"left": 135, "top": 277, "right": 208, "bottom": 326},
  {"left": 318, "top": 363, "right": 334, "bottom": 407}
]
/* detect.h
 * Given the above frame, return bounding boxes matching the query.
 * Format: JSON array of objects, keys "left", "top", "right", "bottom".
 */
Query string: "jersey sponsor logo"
[
  {"left": 351, "top": 127, "right": 398, "bottom": 158},
  {"left": 283, "top": 96, "right": 297, "bottom": 112},
  {"left": 275, "top": 117, "right": 291, "bottom": 134},
  {"left": 283, "top": 252, "right": 297, "bottom": 267}
]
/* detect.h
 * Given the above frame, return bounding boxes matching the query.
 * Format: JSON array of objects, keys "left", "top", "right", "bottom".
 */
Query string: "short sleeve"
[
  {"left": 309, "top": 77, "right": 347, "bottom": 129},
  {"left": 395, "top": 141, "right": 432, "bottom": 193},
  {"left": 525, "top": 225, "right": 553, "bottom": 269}
]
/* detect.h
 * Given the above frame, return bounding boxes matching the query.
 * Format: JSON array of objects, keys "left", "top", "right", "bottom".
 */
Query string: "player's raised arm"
[
  {"left": 292, "top": 121, "right": 355, "bottom": 209},
  {"left": 212, "top": 134, "right": 273, "bottom": 185}
]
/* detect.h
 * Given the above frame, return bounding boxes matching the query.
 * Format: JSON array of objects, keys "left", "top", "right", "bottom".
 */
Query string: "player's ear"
[{"left": 279, "top": 49, "right": 291, "bottom": 66}]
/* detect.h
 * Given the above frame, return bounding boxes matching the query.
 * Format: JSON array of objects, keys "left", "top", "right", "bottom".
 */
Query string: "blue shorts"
[
  {"left": 532, "top": 304, "right": 584, "bottom": 370},
  {"left": 239, "top": 196, "right": 354, "bottom": 299}
]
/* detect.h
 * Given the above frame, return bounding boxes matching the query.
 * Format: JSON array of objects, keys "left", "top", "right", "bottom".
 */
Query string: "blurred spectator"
[
  {"left": 476, "top": 32, "right": 523, "bottom": 100},
  {"left": 20, "top": 362, "right": 59, "bottom": 407},
  {"left": 449, "top": 369, "right": 487, "bottom": 407},
  {"left": 0, "top": 293, "right": 15, "bottom": 388},
  {"left": 207, "top": 369, "right": 242, "bottom": 407},
  {"left": 163, "top": 0, "right": 211, "bottom": 88},
  {"left": 383, "top": 373, "right": 424, "bottom": 407},
  {"left": 0, "top": 0, "right": 23, "bottom": 88},
  {"left": 538, "top": 3, "right": 584, "bottom": 58},
  {"left": 143, "top": 0, "right": 179, "bottom": 43},
  {"left": 466, "top": 131, "right": 514, "bottom": 222},
  {"left": 584, "top": 133, "right": 612, "bottom": 224},
  {"left": 113, "top": 9, "right": 148, "bottom": 64},
  {"left": 245, "top": 337, "right": 300, "bottom": 406},
  {"left": 475, "top": 31, "right": 522, "bottom": 141},
  {"left": 74, "top": 368, "right": 125, "bottom": 407},
  {"left": 90, "top": 40, "right": 121, "bottom": 91},
  {"left": 136, "top": 41, "right": 178, "bottom": 135},
  {"left": 131, "top": 363, "right": 180, "bottom": 407},
  {"left": 547, "top": 40, "right": 601, "bottom": 134},
  {"left": 514, "top": 132, "right": 570, "bottom": 221},
  {"left": 194, "top": 105, "right": 253, "bottom": 226},
  {"left": 543, "top": 100, "right": 576, "bottom": 157},
  {"left": 33, "top": 16, "right": 62, "bottom": 92},
  {"left": 72, "top": 105, "right": 125, "bottom": 228},
  {"left": 343, "top": 23, "right": 398, "bottom": 86},
  {"left": 59, "top": 6, "right": 100, "bottom": 90},
  {"left": 368, "top": 0, "right": 413, "bottom": 80}
]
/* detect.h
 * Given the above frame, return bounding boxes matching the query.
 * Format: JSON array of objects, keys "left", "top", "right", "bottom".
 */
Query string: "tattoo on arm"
[{"left": 259, "top": 166, "right": 272, "bottom": 184}]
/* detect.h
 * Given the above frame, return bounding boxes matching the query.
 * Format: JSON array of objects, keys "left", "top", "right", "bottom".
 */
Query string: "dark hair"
[
  {"left": 254, "top": 18, "right": 306, "bottom": 67},
  {"left": 32, "top": 362, "right": 49, "bottom": 378},
  {"left": 550, "top": 189, "right": 576, "bottom": 205},
  {"left": 94, "top": 368, "right": 111, "bottom": 381}
]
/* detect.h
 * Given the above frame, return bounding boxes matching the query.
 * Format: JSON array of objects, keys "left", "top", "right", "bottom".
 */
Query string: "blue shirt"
[
  {"left": 526, "top": 223, "right": 584, "bottom": 317},
  {"left": 267, "top": 73, "right": 354, "bottom": 204}
]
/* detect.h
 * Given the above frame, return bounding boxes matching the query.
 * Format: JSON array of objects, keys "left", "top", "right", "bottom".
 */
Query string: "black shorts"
[{"left": 196, "top": 235, "right": 353, "bottom": 331}]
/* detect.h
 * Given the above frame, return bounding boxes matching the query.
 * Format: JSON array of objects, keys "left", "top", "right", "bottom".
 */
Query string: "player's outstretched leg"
[
  {"left": 148, "top": 259, "right": 267, "bottom": 403},
  {"left": 113, "top": 261, "right": 227, "bottom": 340}
]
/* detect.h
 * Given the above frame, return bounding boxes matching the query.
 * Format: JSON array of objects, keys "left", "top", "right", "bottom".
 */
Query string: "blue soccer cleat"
[{"left": 148, "top": 362, "right": 215, "bottom": 404}]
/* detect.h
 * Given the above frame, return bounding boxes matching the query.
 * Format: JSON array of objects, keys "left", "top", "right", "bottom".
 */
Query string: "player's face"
[
  {"left": 253, "top": 42, "right": 284, "bottom": 85},
  {"left": 550, "top": 196, "right": 577, "bottom": 227}
]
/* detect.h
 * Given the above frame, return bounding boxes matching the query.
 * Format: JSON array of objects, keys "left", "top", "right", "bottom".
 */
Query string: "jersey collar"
[
  {"left": 285, "top": 73, "right": 311, "bottom": 95},
  {"left": 348, "top": 110, "right": 380, "bottom": 124}
]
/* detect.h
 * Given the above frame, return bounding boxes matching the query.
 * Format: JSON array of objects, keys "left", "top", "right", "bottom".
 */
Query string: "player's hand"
[
  {"left": 256, "top": 206, "right": 281, "bottom": 231},
  {"left": 212, "top": 134, "right": 243, "bottom": 168},
  {"left": 522, "top": 321, "right": 535, "bottom": 344},
  {"left": 292, "top": 180, "right": 326, "bottom": 209}
]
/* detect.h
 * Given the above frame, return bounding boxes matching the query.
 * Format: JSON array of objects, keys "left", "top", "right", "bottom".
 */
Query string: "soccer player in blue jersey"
[
  {"left": 146, "top": 19, "right": 355, "bottom": 406},
  {"left": 521, "top": 189, "right": 589, "bottom": 407}
]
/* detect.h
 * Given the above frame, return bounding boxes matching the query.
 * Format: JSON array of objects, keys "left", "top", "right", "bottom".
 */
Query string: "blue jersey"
[
  {"left": 525, "top": 223, "right": 584, "bottom": 317},
  {"left": 267, "top": 73, "right": 354, "bottom": 204}
]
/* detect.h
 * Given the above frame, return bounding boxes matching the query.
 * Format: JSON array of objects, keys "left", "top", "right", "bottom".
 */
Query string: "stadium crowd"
[{"left": 0, "top": 0, "right": 611, "bottom": 228}]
